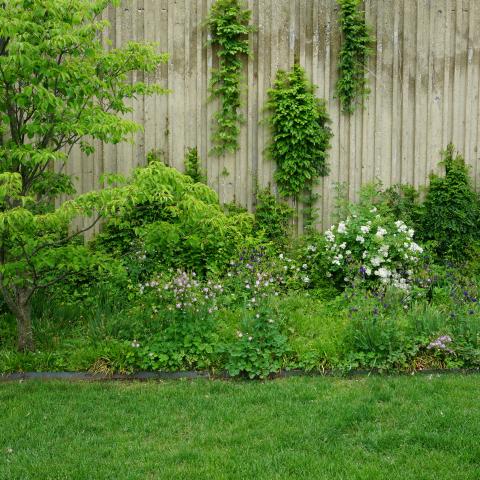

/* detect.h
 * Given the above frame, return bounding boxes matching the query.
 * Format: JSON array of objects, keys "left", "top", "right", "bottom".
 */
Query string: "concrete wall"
[{"left": 68, "top": 0, "right": 480, "bottom": 232}]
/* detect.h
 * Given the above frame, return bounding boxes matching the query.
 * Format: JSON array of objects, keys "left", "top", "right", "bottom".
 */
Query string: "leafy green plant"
[
  {"left": 380, "top": 184, "right": 423, "bottom": 229},
  {"left": 266, "top": 65, "right": 332, "bottom": 206},
  {"left": 223, "top": 309, "right": 288, "bottom": 379},
  {"left": 206, "top": 0, "right": 253, "bottom": 155},
  {"left": 184, "top": 147, "right": 206, "bottom": 184},
  {"left": 336, "top": 0, "right": 375, "bottom": 114},
  {"left": 95, "top": 160, "right": 257, "bottom": 275},
  {"left": 254, "top": 187, "right": 293, "bottom": 244},
  {"left": 421, "top": 144, "right": 479, "bottom": 259},
  {"left": 127, "top": 321, "right": 221, "bottom": 372},
  {"left": 0, "top": 0, "right": 167, "bottom": 351}
]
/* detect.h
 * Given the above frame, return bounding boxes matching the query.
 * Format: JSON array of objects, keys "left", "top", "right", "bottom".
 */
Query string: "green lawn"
[{"left": 1, "top": 375, "right": 480, "bottom": 479}]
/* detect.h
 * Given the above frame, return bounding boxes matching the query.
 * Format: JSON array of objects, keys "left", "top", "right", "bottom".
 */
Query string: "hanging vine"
[
  {"left": 206, "top": 0, "right": 253, "bottom": 156},
  {"left": 266, "top": 65, "right": 333, "bottom": 202},
  {"left": 336, "top": 0, "right": 375, "bottom": 114}
]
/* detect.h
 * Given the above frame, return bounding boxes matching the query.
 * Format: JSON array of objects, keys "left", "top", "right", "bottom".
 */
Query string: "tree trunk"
[
  {"left": 16, "top": 294, "right": 34, "bottom": 352},
  {"left": 1, "top": 285, "right": 35, "bottom": 352}
]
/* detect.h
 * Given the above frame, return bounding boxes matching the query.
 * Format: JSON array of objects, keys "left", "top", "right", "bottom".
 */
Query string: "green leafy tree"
[{"left": 0, "top": 0, "right": 167, "bottom": 350}]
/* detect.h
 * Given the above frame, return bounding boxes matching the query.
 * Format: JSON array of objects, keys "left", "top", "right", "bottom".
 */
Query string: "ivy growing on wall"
[
  {"left": 336, "top": 0, "right": 375, "bottom": 114},
  {"left": 206, "top": 0, "right": 253, "bottom": 156},
  {"left": 266, "top": 65, "right": 333, "bottom": 205}
]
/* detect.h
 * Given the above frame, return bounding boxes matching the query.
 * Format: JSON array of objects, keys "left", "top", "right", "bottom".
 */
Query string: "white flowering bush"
[{"left": 324, "top": 201, "right": 424, "bottom": 290}]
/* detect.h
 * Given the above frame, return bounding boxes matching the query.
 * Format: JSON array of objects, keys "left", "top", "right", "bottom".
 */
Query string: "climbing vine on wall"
[
  {"left": 266, "top": 65, "right": 333, "bottom": 205},
  {"left": 336, "top": 0, "right": 375, "bottom": 114},
  {"left": 206, "top": 0, "right": 253, "bottom": 156}
]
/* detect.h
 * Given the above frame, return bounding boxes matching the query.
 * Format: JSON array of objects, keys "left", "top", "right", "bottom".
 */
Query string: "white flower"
[
  {"left": 379, "top": 244, "right": 389, "bottom": 258},
  {"left": 302, "top": 276, "right": 310, "bottom": 283},
  {"left": 395, "top": 220, "right": 408, "bottom": 233},
  {"left": 370, "top": 207, "right": 378, "bottom": 213},
  {"left": 325, "top": 230, "right": 335, "bottom": 242},
  {"left": 407, "top": 228, "right": 415, "bottom": 238},
  {"left": 131, "top": 340, "right": 140, "bottom": 348},
  {"left": 339, "top": 242, "right": 347, "bottom": 250},
  {"left": 376, "top": 227, "right": 387, "bottom": 238},
  {"left": 409, "top": 242, "right": 423, "bottom": 253},
  {"left": 268, "top": 319, "right": 274, "bottom": 324},
  {"left": 345, "top": 250, "right": 351, "bottom": 255},
  {"left": 362, "top": 251, "right": 368, "bottom": 259},
  {"left": 326, "top": 272, "right": 332, "bottom": 278},
  {"left": 356, "top": 235, "right": 365, "bottom": 244},
  {"left": 365, "top": 267, "right": 372, "bottom": 276},
  {"left": 371, "top": 256, "right": 383, "bottom": 267},
  {"left": 337, "top": 221, "right": 347, "bottom": 234},
  {"left": 360, "top": 225, "right": 370, "bottom": 234},
  {"left": 237, "top": 331, "right": 243, "bottom": 338},
  {"left": 302, "top": 264, "right": 308, "bottom": 269},
  {"left": 307, "top": 245, "right": 317, "bottom": 252},
  {"left": 248, "top": 336, "right": 253, "bottom": 342},
  {"left": 374, "top": 267, "right": 391, "bottom": 279},
  {"left": 279, "top": 253, "right": 284, "bottom": 259}
]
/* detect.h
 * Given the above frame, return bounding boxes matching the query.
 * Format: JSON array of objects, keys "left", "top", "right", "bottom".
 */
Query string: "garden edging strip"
[{"left": 1, "top": 368, "right": 480, "bottom": 382}]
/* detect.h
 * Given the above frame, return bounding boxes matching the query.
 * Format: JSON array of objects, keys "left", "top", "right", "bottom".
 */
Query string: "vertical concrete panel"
[{"left": 67, "top": 0, "right": 480, "bottom": 234}]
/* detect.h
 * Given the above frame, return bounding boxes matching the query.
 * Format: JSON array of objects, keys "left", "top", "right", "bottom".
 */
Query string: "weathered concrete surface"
[{"left": 68, "top": 0, "right": 480, "bottom": 232}]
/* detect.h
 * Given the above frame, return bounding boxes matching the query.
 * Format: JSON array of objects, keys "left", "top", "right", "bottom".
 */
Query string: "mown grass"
[{"left": 1, "top": 375, "right": 480, "bottom": 479}]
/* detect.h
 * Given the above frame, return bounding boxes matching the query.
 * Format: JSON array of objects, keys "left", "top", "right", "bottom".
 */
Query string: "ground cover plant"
[{"left": 1, "top": 376, "right": 480, "bottom": 479}]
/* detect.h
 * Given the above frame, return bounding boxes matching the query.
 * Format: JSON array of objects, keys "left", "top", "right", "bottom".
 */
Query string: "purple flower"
[{"left": 427, "top": 335, "right": 454, "bottom": 353}]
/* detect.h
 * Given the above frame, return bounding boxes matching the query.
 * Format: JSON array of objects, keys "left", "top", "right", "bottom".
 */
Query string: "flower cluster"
[
  {"left": 427, "top": 335, "right": 454, "bottom": 354},
  {"left": 224, "top": 247, "right": 312, "bottom": 306},
  {"left": 225, "top": 249, "right": 282, "bottom": 307},
  {"left": 324, "top": 211, "right": 424, "bottom": 290},
  {"left": 140, "top": 270, "right": 222, "bottom": 316}
]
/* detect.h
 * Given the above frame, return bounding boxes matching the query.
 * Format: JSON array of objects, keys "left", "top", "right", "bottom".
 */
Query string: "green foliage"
[
  {"left": 266, "top": 65, "right": 332, "bottom": 201},
  {"left": 184, "top": 147, "right": 206, "bottom": 184},
  {"left": 0, "top": 0, "right": 167, "bottom": 350},
  {"left": 336, "top": 0, "right": 375, "bottom": 114},
  {"left": 254, "top": 187, "right": 293, "bottom": 244},
  {"left": 95, "top": 160, "right": 256, "bottom": 275},
  {"left": 206, "top": 0, "right": 253, "bottom": 155},
  {"left": 380, "top": 184, "right": 423, "bottom": 229},
  {"left": 300, "top": 190, "right": 319, "bottom": 233},
  {"left": 340, "top": 281, "right": 480, "bottom": 371},
  {"left": 421, "top": 144, "right": 479, "bottom": 259},
  {"left": 128, "top": 321, "right": 221, "bottom": 372},
  {"left": 223, "top": 308, "right": 288, "bottom": 379}
]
